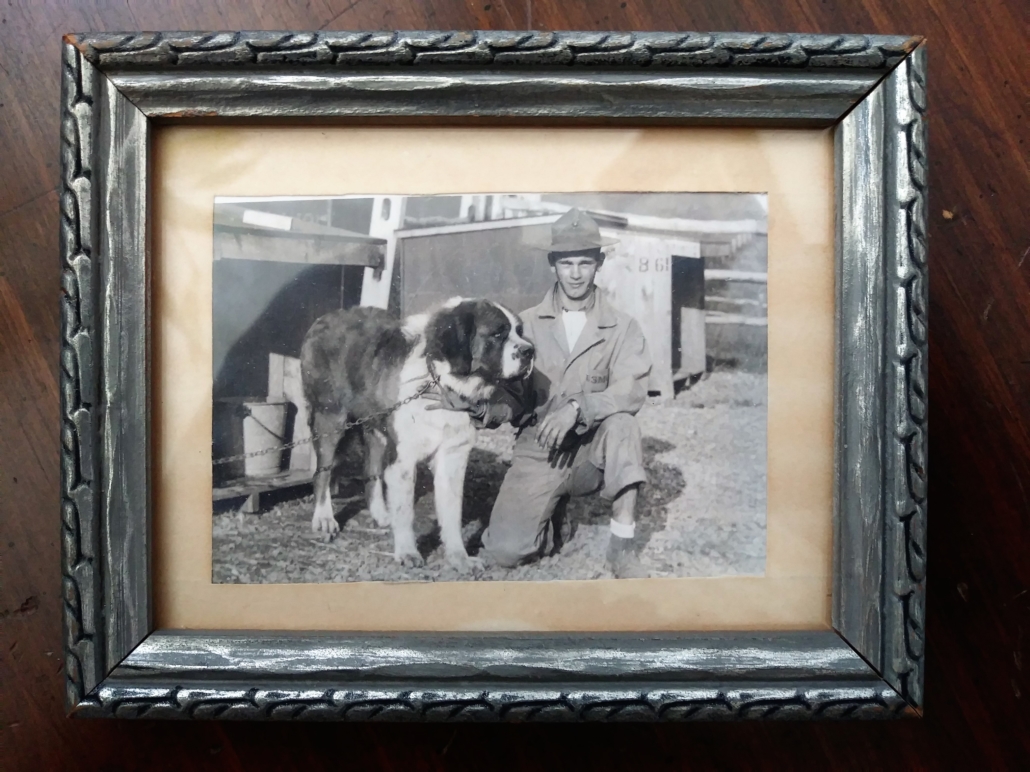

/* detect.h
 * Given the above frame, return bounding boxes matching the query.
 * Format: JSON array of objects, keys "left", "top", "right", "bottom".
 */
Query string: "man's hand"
[{"left": 535, "top": 401, "right": 580, "bottom": 450}]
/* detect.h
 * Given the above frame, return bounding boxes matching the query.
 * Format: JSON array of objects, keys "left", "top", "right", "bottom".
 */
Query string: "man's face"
[{"left": 553, "top": 254, "right": 601, "bottom": 301}]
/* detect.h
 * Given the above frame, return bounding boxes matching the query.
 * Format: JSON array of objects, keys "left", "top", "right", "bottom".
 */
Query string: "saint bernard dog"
[{"left": 300, "top": 298, "right": 535, "bottom": 571}]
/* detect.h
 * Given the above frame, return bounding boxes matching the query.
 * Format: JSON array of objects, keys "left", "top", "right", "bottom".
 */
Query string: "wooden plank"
[
  {"left": 215, "top": 203, "right": 386, "bottom": 241},
  {"left": 267, "top": 353, "right": 314, "bottom": 474},
  {"left": 284, "top": 357, "right": 313, "bottom": 474},
  {"left": 213, "top": 468, "right": 313, "bottom": 503},
  {"left": 267, "top": 352, "right": 286, "bottom": 400},
  {"left": 503, "top": 199, "right": 767, "bottom": 237},
  {"left": 396, "top": 213, "right": 558, "bottom": 238},
  {"left": 706, "top": 312, "right": 769, "bottom": 326},
  {"left": 705, "top": 269, "right": 768, "bottom": 282},
  {"left": 213, "top": 228, "right": 384, "bottom": 267},
  {"left": 360, "top": 196, "right": 406, "bottom": 308},
  {"left": 678, "top": 308, "right": 707, "bottom": 377}
]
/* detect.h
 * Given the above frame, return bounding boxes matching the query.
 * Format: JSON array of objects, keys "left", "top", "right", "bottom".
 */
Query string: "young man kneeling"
[{"left": 429, "top": 208, "right": 652, "bottom": 578}]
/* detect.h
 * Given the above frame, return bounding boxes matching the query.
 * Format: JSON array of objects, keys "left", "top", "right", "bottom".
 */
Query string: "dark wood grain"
[{"left": 1, "top": 0, "right": 1027, "bottom": 769}]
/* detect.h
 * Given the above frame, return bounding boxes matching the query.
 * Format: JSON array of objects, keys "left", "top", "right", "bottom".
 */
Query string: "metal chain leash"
[{"left": 211, "top": 363, "right": 441, "bottom": 468}]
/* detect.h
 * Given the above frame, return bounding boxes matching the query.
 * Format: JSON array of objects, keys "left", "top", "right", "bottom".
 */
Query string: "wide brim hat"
[{"left": 530, "top": 207, "right": 619, "bottom": 253}]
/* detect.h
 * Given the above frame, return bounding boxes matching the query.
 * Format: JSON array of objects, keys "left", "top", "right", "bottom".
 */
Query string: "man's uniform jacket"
[{"left": 479, "top": 286, "right": 652, "bottom": 449}]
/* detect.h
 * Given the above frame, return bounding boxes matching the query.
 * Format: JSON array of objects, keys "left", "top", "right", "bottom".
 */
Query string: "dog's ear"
[{"left": 425, "top": 301, "right": 477, "bottom": 376}]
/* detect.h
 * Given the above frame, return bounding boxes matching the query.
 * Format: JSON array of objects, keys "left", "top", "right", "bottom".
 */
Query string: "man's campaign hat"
[{"left": 535, "top": 208, "right": 619, "bottom": 254}]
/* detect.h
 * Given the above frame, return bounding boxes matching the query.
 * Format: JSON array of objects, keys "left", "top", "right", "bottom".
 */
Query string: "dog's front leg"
[
  {"left": 383, "top": 458, "right": 421, "bottom": 566},
  {"left": 433, "top": 442, "right": 482, "bottom": 573}
]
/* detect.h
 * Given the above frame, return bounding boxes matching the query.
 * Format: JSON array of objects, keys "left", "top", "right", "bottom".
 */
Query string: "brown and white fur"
[{"left": 299, "top": 298, "right": 534, "bottom": 571}]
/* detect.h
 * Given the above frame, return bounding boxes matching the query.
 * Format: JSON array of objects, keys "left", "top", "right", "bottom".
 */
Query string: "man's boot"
[{"left": 606, "top": 531, "right": 648, "bottom": 579}]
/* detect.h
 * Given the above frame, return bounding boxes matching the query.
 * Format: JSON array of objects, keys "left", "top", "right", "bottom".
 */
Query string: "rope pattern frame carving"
[
  {"left": 58, "top": 30, "right": 928, "bottom": 720},
  {"left": 71, "top": 30, "right": 918, "bottom": 69}
]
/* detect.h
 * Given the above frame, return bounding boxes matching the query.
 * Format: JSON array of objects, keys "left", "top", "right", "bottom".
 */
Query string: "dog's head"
[{"left": 424, "top": 298, "right": 535, "bottom": 383}]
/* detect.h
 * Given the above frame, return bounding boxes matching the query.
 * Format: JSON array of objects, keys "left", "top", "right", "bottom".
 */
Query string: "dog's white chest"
[{"left": 391, "top": 398, "right": 475, "bottom": 461}]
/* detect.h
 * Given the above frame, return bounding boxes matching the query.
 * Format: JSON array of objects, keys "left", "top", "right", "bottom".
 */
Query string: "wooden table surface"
[{"left": 1, "top": 1, "right": 1027, "bottom": 769}]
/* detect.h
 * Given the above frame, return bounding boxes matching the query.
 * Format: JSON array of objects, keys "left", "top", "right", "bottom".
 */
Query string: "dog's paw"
[
  {"left": 395, "top": 551, "right": 425, "bottom": 568},
  {"left": 311, "top": 512, "right": 339, "bottom": 537},
  {"left": 367, "top": 504, "right": 390, "bottom": 528},
  {"left": 446, "top": 551, "right": 484, "bottom": 574}
]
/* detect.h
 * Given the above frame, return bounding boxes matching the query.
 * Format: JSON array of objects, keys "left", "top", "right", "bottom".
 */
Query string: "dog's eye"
[{"left": 492, "top": 330, "right": 505, "bottom": 339}]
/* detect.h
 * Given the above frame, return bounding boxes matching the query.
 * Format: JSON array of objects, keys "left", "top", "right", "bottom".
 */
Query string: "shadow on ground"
[
  {"left": 407, "top": 437, "right": 685, "bottom": 561},
  {"left": 212, "top": 433, "right": 689, "bottom": 572}
]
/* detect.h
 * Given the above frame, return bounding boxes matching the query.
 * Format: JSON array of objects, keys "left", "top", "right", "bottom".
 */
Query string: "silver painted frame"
[{"left": 59, "top": 31, "right": 927, "bottom": 720}]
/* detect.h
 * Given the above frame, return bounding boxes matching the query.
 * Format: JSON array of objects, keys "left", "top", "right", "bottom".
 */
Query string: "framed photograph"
[
  {"left": 208, "top": 189, "right": 769, "bottom": 584},
  {"left": 60, "top": 30, "right": 927, "bottom": 720}
]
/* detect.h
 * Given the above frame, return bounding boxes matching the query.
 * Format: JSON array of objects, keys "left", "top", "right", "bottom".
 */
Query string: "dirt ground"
[{"left": 212, "top": 370, "right": 767, "bottom": 583}]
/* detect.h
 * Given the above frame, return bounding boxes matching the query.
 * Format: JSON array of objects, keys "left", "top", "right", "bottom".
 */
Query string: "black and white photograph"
[{"left": 211, "top": 192, "right": 768, "bottom": 583}]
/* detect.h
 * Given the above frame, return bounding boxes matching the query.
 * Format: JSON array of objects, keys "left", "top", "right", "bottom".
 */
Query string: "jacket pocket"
[{"left": 583, "top": 367, "right": 609, "bottom": 393}]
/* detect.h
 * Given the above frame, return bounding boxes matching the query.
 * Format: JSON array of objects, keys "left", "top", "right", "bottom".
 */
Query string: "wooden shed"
[
  {"left": 211, "top": 202, "right": 385, "bottom": 502},
  {"left": 212, "top": 202, "right": 386, "bottom": 400},
  {"left": 366, "top": 210, "right": 704, "bottom": 400},
  {"left": 210, "top": 194, "right": 767, "bottom": 510}
]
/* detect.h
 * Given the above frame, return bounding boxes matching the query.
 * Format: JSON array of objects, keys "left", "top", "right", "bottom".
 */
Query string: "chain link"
[{"left": 212, "top": 367, "right": 439, "bottom": 468}]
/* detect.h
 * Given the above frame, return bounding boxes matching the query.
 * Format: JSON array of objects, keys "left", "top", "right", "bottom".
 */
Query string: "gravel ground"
[{"left": 212, "top": 371, "right": 767, "bottom": 583}]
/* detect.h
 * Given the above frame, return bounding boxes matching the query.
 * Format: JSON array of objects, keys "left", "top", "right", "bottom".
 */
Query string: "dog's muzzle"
[{"left": 512, "top": 341, "right": 535, "bottom": 377}]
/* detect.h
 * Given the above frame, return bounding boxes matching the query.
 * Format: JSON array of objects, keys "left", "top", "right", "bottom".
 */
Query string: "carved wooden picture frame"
[{"left": 60, "top": 30, "right": 927, "bottom": 720}]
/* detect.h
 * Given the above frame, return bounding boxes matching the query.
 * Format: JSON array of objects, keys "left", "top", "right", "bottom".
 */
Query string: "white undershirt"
[{"left": 562, "top": 310, "right": 587, "bottom": 351}]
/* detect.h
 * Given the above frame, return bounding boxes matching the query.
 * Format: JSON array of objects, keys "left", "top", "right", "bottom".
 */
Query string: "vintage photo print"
[{"left": 211, "top": 192, "right": 768, "bottom": 583}]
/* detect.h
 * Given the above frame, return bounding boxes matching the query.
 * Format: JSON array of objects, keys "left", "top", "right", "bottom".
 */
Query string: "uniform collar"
[{"left": 535, "top": 284, "right": 618, "bottom": 328}]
